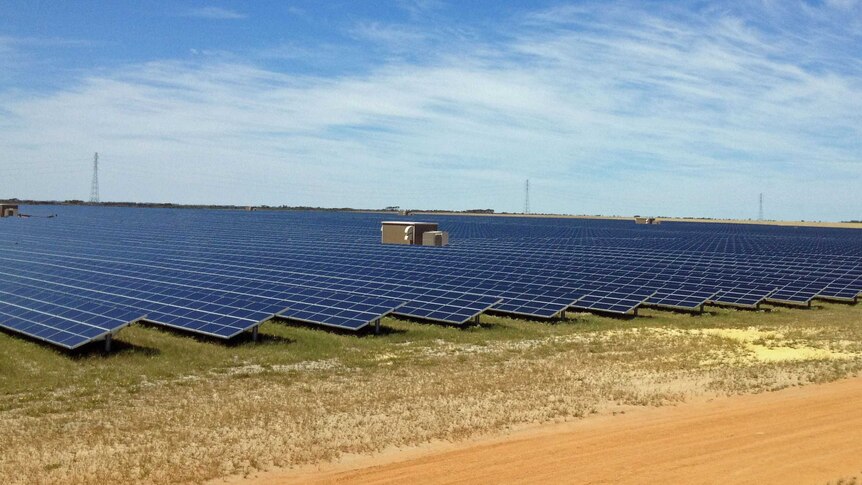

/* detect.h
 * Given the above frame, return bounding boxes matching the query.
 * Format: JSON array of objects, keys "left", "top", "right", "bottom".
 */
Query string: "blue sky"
[{"left": 0, "top": 1, "right": 860, "bottom": 220}]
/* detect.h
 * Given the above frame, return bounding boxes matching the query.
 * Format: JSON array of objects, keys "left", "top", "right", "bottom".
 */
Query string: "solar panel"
[
  {"left": 0, "top": 253, "right": 412, "bottom": 332},
  {"left": 768, "top": 277, "right": 830, "bottom": 306},
  {"left": 0, "top": 285, "right": 143, "bottom": 349},
  {"left": 0, "top": 265, "right": 286, "bottom": 339},
  {"left": 710, "top": 285, "right": 776, "bottom": 307},
  {"left": 492, "top": 297, "right": 578, "bottom": 318},
  {"left": 396, "top": 294, "right": 502, "bottom": 324},
  {"left": 277, "top": 291, "right": 405, "bottom": 330},
  {"left": 646, "top": 284, "right": 718, "bottom": 311},
  {"left": 0, "top": 246, "right": 501, "bottom": 327},
  {"left": 818, "top": 273, "right": 862, "bottom": 301},
  {"left": 572, "top": 283, "right": 656, "bottom": 315}
]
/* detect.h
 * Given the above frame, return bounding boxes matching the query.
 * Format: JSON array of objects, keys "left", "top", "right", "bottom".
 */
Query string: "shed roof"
[{"left": 381, "top": 221, "right": 436, "bottom": 225}]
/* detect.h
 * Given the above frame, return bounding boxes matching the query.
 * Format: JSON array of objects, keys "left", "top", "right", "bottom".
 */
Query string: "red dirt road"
[{"left": 242, "top": 377, "right": 862, "bottom": 484}]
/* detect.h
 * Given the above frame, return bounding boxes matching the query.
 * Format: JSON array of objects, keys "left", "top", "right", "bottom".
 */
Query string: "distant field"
[
  {"left": 1, "top": 302, "right": 860, "bottom": 484},
  {"left": 411, "top": 211, "right": 862, "bottom": 229},
  {"left": 659, "top": 217, "right": 862, "bottom": 229}
]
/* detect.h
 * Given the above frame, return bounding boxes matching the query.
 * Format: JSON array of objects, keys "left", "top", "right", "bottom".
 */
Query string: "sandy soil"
[{"left": 229, "top": 376, "right": 862, "bottom": 485}]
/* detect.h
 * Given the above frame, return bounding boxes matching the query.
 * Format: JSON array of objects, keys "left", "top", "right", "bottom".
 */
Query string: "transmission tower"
[
  {"left": 524, "top": 179, "right": 530, "bottom": 214},
  {"left": 758, "top": 193, "right": 763, "bottom": 221},
  {"left": 89, "top": 152, "right": 100, "bottom": 203}
]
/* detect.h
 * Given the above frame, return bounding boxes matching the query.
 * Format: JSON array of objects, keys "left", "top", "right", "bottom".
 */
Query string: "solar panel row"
[{"left": 0, "top": 283, "right": 143, "bottom": 349}]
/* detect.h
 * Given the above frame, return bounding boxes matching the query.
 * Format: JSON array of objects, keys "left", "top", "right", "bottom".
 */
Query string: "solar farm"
[
  {"left": 3, "top": 205, "right": 862, "bottom": 484},
  {"left": 1, "top": 205, "right": 860, "bottom": 351}
]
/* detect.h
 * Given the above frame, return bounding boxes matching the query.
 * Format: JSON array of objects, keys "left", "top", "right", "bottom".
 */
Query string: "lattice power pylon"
[
  {"left": 89, "top": 152, "right": 100, "bottom": 203},
  {"left": 758, "top": 193, "right": 763, "bottom": 221}
]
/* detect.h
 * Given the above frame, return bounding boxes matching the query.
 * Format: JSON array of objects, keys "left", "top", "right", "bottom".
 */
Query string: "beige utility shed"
[
  {"left": 422, "top": 231, "right": 449, "bottom": 247},
  {"left": 381, "top": 221, "right": 438, "bottom": 245},
  {"left": 0, "top": 204, "right": 19, "bottom": 218}
]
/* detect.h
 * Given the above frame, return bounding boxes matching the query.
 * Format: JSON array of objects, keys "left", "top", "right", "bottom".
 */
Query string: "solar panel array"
[{"left": 1, "top": 205, "right": 860, "bottom": 350}]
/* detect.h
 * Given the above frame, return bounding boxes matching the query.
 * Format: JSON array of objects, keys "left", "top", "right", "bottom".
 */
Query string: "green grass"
[
  {"left": 1, "top": 302, "right": 861, "bottom": 484},
  {"left": 0, "top": 310, "right": 706, "bottom": 397},
  {"left": 3, "top": 302, "right": 858, "bottom": 396}
]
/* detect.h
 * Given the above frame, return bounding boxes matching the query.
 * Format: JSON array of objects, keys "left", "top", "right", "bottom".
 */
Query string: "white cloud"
[
  {"left": 1, "top": 2, "right": 860, "bottom": 220},
  {"left": 826, "top": 0, "right": 859, "bottom": 10},
  {"left": 0, "top": 35, "right": 101, "bottom": 83},
  {"left": 0, "top": 35, "right": 96, "bottom": 48},
  {"left": 183, "top": 6, "right": 247, "bottom": 20},
  {"left": 351, "top": 22, "right": 430, "bottom": 47},
  {"left": 396, "top": 0, "right": 445, "bottom": 18}
]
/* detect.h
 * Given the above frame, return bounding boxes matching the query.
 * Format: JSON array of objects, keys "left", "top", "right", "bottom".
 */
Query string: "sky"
[{"left": 0, "top": 1, "right": 860, "bottom": 220}]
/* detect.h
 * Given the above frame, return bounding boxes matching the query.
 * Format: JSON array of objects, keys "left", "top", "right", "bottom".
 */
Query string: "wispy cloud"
[
  {"left": 0, "top": 35, "right": 97, "bottom": 48},
  {"left": 0, "top": 35, "right": 102, "bottom": 84},
  {"left": 0, "top": 37, "right": 14, "bottom": 55},
  {"left": 351, "top": 22, "right": 430, "bottom": 46},
  {"left": 825, "top": 0, "right": 859, "bottom": 10},
  {"left": 396, "top": 0, "right": 445, "bottom": 18},
  {"left": 183, "top": 6, "right": 247, "bottom": 20},
  {"left": 1, "top": 2, "right": 860, "bottom": 219}
]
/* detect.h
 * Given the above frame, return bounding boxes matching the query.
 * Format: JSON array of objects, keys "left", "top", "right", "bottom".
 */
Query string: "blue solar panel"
[
  {"left": 768, "top": 277, "right": 830, "bottom": 305},
  {"left": 0, "top": 285, "right": 143, "bottom": 349},
  {"left": 0, "top": 245, "right": 498, "bottom": 326},
  {"left": 277, "top": 291, "right": 404, "bottom": 330},
  {"left": 818, "top": 273, "right": 862, "bottom": 301},
  {"left": 0, "top": 253, "right": 409, "bottom": 332},
  {"left": 710, "top": 285, "right": 776, "bottom": 307},
  {"left": 572, "top": 283, "right": 656, "bottom": 315},
  {"left": 397, "top": 294, "right": 501, "bottom": 324},
  {"left": 0, "top": 264, "right": 286, "bottom": 339},
  {"left": 647, "top": 285, "right": 718, "bottom": 310}
]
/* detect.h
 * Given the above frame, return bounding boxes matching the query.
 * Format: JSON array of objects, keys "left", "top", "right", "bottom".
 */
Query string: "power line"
[
  {"left": 524, "top": 179, "right": 530, "bottom": 214},
  {"left": 89, "top": 152, "right": 100, "bottom": 203}
]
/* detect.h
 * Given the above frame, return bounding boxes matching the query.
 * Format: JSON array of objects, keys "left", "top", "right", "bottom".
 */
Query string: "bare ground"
[{"left": 235, "top": 375, "right": 862, "bottom": 485}]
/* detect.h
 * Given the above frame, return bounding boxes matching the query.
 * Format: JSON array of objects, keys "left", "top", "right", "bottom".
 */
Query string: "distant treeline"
[
  {"left": 417, "top": 208, "right": 496, "bottom": 214},
  {"left": 0, "top": 199, "right": 377, "bottom": 211},
  {"left": 0, "top": 199, "right": 500, "bottom": 215}
]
